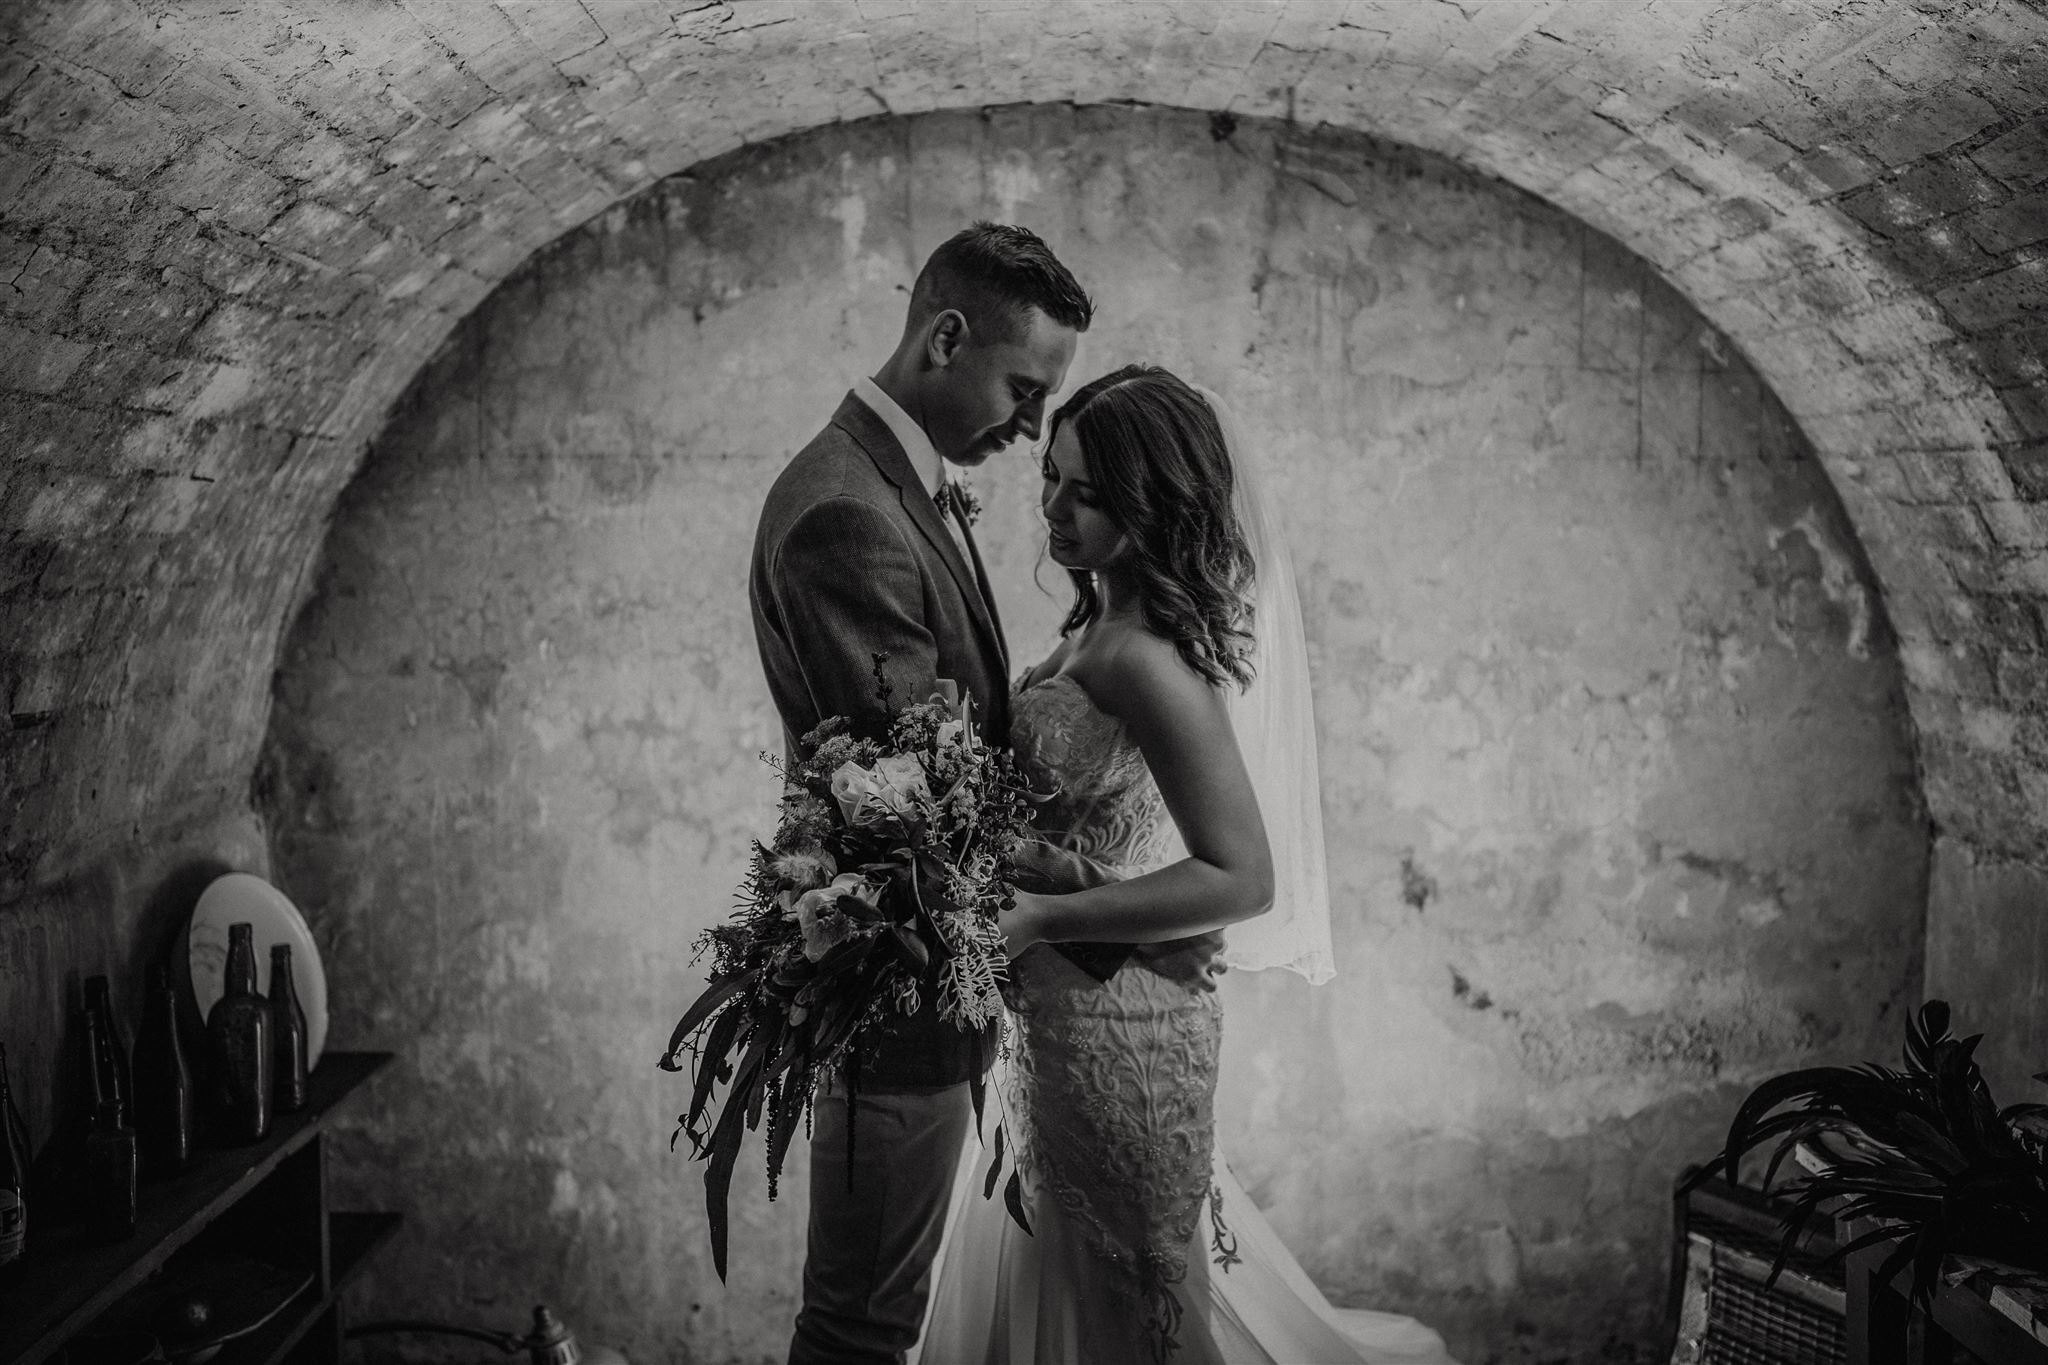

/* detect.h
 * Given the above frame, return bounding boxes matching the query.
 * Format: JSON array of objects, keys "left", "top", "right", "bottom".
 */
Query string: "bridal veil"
[{"left": 1197, "top": 386, "right": 1336, "bottom": 986}]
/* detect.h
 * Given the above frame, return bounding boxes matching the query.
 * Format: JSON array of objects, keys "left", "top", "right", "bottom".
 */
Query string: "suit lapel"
[
  {"left": 950, "top": 508, "right": 1009, "bottom": 670},
  {"left": 830, "top": 394, "right": 1008, "bottom": 671}
]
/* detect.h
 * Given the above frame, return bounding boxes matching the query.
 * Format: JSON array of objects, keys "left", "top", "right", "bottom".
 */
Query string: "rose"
[
  {"left": 788, "top": 872, "right": 885, "bottom": 961},
  {"left": 871, "top": 752, "right": 930, "bottom": 813},
  {"left": 830, "top": 754, "right": 931, "bottom": 827},
  {"left": 829, "top": 761, "right": 877, "bottom": 825}
]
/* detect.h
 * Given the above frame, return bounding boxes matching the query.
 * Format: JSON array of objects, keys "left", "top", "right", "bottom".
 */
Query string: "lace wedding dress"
[{"left": 914, "top": 674, "right": 1459, "bottom": 1365}]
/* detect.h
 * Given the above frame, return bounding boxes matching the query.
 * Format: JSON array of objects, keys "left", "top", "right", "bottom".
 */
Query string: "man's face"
[{"left": 925, "top": 307, "right": 1079, "bottom": 468}]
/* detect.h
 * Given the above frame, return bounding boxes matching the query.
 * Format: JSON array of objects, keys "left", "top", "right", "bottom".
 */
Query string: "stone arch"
[
  {"left": 3, "top": 0, "right": 2046, "bottom": 1352},
  {"left": 260, "top": 105, "right": 1931, "bottom": 1359}
]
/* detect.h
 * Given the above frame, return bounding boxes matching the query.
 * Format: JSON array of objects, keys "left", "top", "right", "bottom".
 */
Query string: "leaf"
[
  {"left": 904, "top": 853, "right": 958, "bottom": 964},
  {"left": 1004, "top": 1168, "right": 1033, "bottom": 1236},
  {"left": 660, "top": 970, "right": 757, "bottom": 1070},
  {"left": 837, "top": 891, "right": 886, "bottom": 924},
  {"left": 685, "top": 1004, "right": 752, "bottom": 1149},
  {"left": 890, "top": 923, "right": 931, "bottom": 972},
  {"left": 984, "top": 1123, "right": 1006, "bottom": 1200},
  {"left": 701, "top": 1081, "right": 752, "bottom": 1277},
  {"left": 704, "top": 1130, "right": 741, "bottom": 1283}
]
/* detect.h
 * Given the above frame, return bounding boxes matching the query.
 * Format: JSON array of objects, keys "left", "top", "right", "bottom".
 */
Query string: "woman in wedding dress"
[{"left": 915, "top": 366, "right": 1458, "bottom": 1365}]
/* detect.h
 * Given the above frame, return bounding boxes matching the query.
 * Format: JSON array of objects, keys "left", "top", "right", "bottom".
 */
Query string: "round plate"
[{"left": 187, "top": 873, "right": 328, "bottom": 1070}]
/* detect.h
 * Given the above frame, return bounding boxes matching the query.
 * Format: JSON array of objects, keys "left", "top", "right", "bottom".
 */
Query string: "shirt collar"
[{"left": 854, "top": 375, "right": 945, "bottom": 500}]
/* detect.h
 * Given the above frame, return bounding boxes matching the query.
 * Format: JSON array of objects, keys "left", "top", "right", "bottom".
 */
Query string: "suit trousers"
[{"left": 788, "top": 1080, "right": 975, "bottom": 1365}]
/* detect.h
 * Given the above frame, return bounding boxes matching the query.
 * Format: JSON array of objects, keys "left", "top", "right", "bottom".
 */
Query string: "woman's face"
[{"left": 1040, "top": 424, "right": 1128, "bottom": 571}]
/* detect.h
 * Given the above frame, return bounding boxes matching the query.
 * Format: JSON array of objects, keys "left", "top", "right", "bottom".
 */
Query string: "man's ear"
[{"left": 926, "top": 309, "right": 969, "bottom": 370}]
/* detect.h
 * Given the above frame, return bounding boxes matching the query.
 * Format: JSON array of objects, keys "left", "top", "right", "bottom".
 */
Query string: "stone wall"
[
  {"left": 261, "top": 107, "right": 1926, "bottom": 1364},
  {"left": 5, "top": 2, "right": 2046, "bottom": 1190}
]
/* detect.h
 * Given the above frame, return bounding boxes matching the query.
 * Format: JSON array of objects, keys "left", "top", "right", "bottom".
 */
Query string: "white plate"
[{"left": 187, "top": 873, "right": 329, "bottom": 1071}]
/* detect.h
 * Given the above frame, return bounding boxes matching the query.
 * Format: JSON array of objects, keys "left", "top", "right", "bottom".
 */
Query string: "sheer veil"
[{"left": 1197, "top": 386, "right": 1336, "bottom": 985}]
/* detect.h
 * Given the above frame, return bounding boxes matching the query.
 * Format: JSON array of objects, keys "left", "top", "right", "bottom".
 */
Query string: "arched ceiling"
[{"left": 3, "top": 0, "right": 2046, "bottom": 894}]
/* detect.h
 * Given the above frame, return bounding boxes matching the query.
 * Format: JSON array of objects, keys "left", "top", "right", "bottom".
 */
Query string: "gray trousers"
[{"left": 788, "top": 1081, "right": 976, "bottom": 1365}]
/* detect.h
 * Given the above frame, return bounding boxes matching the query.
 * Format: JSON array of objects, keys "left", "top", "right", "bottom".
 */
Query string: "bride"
[{"left": 915, "top": 366, "right": 1459, "bottom": 1364}]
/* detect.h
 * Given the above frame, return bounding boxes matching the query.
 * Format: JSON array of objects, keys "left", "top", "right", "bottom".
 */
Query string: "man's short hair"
[{"left": 908, "top": 222, "right": 1094, "bottom": 342}]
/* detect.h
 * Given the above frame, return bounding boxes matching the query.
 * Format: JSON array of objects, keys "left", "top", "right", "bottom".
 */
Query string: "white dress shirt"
[{"left": 853, "top": 375, "right": 972, "bottom": 559}]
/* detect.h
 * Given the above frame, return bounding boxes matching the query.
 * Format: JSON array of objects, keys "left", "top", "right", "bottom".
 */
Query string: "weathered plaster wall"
[
  {"left": 261, "top": 106, "right": 1926, "bottom": 1364},
  {"left": 5, "top": 1, "right": 2045, "bottom": 1226}
]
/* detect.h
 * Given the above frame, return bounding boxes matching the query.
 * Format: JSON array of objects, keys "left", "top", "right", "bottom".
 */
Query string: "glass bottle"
[
  {"left": 83, "top": 975, "right": 131, "bottom": 1122},
  {"left": 83, "top": 1097, "right": 137, "bottom": 1242},
  {"left": 204, "top": 924, "right": 272, "bottom": 1143},
  {"left": 131, "top": 964, "right": 194, "bottom": 1177},
  {"left": 0, "top": 1043, "right": 26, "bottom": 1267},
  {"left": 268, "top": 944, "right": 308, "bottom": 1114}
]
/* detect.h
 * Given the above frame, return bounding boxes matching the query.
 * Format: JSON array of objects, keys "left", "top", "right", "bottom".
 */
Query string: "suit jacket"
[{"left": 750, "top": 392, "right": 1008, "bottom": 1089}]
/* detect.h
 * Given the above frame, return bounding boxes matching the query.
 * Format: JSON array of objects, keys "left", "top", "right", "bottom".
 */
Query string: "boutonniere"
[{"left": 935, "top": 479, "right": 982, "bottom": 528}]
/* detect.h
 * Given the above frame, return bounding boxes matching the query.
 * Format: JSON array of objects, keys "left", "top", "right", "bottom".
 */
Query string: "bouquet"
[{"left": 658, "top": 667, "right": 1034, "bottom": 1278}]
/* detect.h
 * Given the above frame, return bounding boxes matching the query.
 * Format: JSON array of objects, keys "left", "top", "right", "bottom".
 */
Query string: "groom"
[{"left": 749, "top": 222, "right": 1093, "bottom": 1364}]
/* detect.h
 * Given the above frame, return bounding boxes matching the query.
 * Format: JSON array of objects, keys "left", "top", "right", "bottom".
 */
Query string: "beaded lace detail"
[
  {"left": 1009, "top": 674, "right": 1178, "bottom": 875},
  {"left": 1006, "top": 674, "right": 1220, "bottom": 1359}
]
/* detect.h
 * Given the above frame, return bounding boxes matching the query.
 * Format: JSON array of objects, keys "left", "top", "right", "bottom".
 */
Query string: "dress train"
[{"left": 914, "top": 1085, "right": 1460, "bottom": 1365}]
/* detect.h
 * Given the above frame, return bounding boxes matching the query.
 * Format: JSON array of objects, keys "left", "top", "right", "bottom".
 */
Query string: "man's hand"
[{"left": 1131, "top": 931, "right": 1229, "bottom": 992}]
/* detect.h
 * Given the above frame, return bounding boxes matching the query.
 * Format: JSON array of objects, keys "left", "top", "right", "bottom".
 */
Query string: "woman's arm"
[{"left": 1002, "top": 632, "right": 1273, "bottom": 955}]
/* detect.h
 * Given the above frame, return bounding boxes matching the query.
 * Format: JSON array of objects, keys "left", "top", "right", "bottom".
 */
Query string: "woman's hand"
[{"left": 1001, "top": 889, "right": 1052, "bottom": 959}]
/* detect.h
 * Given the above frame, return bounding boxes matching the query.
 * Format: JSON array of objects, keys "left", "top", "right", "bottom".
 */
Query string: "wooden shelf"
[
  {"left": 1846, "top": 1240, "right": 2048, "bottom": 1364},
  {"left": 0, "top": 1052, "right": 396, "bottom": 1365},
  {"left": 226, "top": 1213, "right": 403, "bottom": 1365}
]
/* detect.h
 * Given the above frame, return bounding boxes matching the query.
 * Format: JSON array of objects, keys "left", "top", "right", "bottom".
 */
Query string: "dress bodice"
[
  {"left": 1010, "top": 673, "right": 1179, "bottom": 875},
  {"left": 1003, "top": 670, "right": 1217, "bottom": 1360}
]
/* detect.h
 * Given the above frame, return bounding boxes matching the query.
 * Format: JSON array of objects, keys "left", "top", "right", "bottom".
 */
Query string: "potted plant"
[{"left": 1687, "top": 1000, "right": 2048, "bottom": 1305}]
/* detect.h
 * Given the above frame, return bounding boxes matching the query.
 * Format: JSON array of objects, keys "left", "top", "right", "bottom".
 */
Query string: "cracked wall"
[
  {"left": 6, "top": 1, "right": 2047, "bottom": 1208},
  {"left": 259, "top": 106, "right": 1926, "bottom": 1365}
]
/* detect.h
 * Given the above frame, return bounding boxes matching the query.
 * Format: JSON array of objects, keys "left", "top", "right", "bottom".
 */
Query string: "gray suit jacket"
[
  {"left": 753, "top": 393, "right": 1010, "bottom": 753},
  {"left": 750, "top": 392, "right": 1007, "bottom": 1087}
]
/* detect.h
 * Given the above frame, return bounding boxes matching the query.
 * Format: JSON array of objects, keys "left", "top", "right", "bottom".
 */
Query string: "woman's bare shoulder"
[{"left": 1070, "top": 621, "right": 1219, "bottom": 727}]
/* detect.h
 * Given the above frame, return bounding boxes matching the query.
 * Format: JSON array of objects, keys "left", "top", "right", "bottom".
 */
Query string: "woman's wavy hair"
[{"left": 1048, "top": 365, "right": 1257, "bottom": 690}]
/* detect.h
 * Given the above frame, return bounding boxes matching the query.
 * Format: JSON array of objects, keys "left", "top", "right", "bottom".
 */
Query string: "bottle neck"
[
  {"left": 82, "top": 1011, "right": 107, "bottom": 1095},
  {"left": 225, "top": 934, "right": 259, "bottom": 996}
]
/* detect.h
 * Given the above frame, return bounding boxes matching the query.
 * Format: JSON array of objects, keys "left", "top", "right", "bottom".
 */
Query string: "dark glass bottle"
[
  {"left": 0, "top": 1043, "right": 26, "bottom": 1268},
  {"left": 83, "top": 1098, "right": 137, "bottom": 1242},
  {"left": 131, "top": 964, "right": 194, "bottom": 1177},
  {"left": 204, "top": 924, "right": 272, "bottom": 1143},
  {"left": 268, "top": 945, "right": 308, "bottom": 1114},
  {"left": 83, "top": 975, "right": 131, "bottom": 1122}
]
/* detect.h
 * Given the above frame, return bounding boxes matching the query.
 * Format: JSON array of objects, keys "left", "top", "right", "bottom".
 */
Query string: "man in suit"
[{"left": 750, "top": 222, "right": 1093, "bottom": 1365}]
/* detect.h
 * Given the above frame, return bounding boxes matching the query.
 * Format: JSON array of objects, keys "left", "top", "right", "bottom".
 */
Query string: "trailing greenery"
[{"left": 1688, "top": 1000, "right": 2048, "bottom": 1305}]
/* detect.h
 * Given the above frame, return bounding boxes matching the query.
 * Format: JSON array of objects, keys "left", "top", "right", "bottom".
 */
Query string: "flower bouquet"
[{"left": 658, "top": 669, "right": 1033, "bottom": 1279}]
